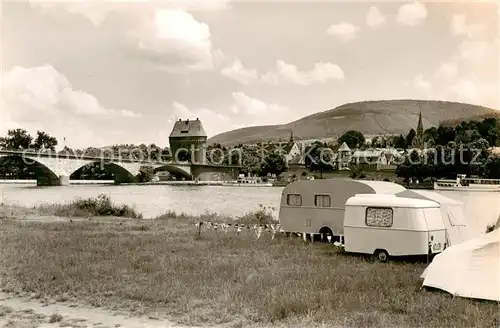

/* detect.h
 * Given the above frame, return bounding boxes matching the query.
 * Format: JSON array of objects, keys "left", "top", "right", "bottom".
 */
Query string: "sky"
[{"left": 0, "top": 0, "right": 498, "bottom": 149}]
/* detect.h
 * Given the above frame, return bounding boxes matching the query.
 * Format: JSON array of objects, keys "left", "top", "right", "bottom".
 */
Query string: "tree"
[
  {"left": 304, "top": 141, "right": 335, "bottom": 178},
  {"left": 137, "top": 166, "right": 155, "bottom": 182},
  {"left": 260, "top": 151, "right": 286, "bottom": 176},
  {"left": 406, "top": 129, "right": 416, "bottom": 148},
  {"left": 0, "top": 129, "right": 33, "bottom": 150},
  {"left": 33, "top": 131, "right": 58, "bottom": 151},
  {"left": 338, "top": 130, "right": 365, "bottom": 149},
  {"left": 483, "top": 156, "right": 500, "bottom": 179},
  {"left": 424, "top": 127, "right": 438, "bottom": 144},
  {"left": 436, "top": 125, "right": 456, "bottom": 145},
  {"left": 393, "top": 134, "right": 407, "bottom": 149},
  {"left": 478, "top": 118, "right": 500, "bottom": 147}
]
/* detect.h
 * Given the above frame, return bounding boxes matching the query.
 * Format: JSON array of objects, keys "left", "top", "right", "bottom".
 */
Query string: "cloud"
[
  {"left": 434, "top": 61, "right": 458, "bottom": 80},
  {"left": 231, "top": 92, "right": 290, "bottom": 116},
  {"left": 28, "top": 0, "right": 231, "bottom": 26},
  {"left": 220, "top": 59, "right": 258, "bottom": 85},
  {"left": 450, "top": 14, "right": 485, "bottom": 37},
  {"left": 168, "top": 93, "right": 295, "bottom": 137},
  {"left": 397, "top": 1, "right": 427, "bottom": 27},
  {"left": 1, "top": 64, "right": 142, "bottom": 148},
  {"left": 29, "top": 2, "right": 226, "bottom": 73},
  {"left": 412, "top": 74, "right": 432, "bottom": 94},
  {"left": 168, "top": 102, "right": 229, "bottom": 137},
  {"left": 366, "top": 6, "right": 386, "bottom": 29},
  {"left": 326, "top": 22, "right": 359, "bottom": 41},
  {"left": 221, "top": 59, "right": 344, "bottom": 86},
  {"left": 448, "top": 79, "right": 478, "bottom": 102},
  {"left": 126, "top": 9, "right": 219, "bottom": 73},
  {"left": 459, "top": 40, "right": 494, "bottom": 63}
]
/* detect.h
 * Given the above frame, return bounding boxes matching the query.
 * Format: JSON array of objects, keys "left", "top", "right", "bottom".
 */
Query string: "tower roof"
[
  {"left": 169, "top": 118, "right": 207, "bottom": 138},
  {"left": 417, "top": 109, "right": 423, "bottom": 132}
]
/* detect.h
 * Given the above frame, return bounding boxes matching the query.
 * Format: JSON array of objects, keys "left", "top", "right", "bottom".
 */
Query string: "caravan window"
[
  {"left": 314, "top": 194, "right": 331, "bottom": 207},
  {"left": 287, "top": 194, "right": 302, "bottom": 206},
  {"left": 365, "top": 207, "right": 393, "bottom": 227}
]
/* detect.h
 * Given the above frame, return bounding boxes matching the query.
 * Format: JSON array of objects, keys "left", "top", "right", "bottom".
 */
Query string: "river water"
[{"left": 0, "top": 183, "right": 498, "bottom": 238}]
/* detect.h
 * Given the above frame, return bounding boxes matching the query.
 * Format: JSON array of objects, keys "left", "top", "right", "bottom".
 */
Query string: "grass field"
[{"left": 0, "top": 210, "right": 498, "bottom": 328}]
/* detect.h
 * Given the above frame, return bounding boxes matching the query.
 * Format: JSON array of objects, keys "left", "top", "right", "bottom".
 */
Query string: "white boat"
[
  {"left": 222, "top": 176, "right": 273, "bottom": 187},
  {"left": 434, "top": 174, "right": 500, "bottom": 192}
]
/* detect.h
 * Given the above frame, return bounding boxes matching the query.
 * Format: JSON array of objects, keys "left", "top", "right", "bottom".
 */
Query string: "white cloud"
[
  {"left": 221, "top": 59, "right": 344, "bottom": 86},
  {"left": 397, "top": 1, "right": 427, "bottom": 27},
  {"left": 450, "top": 14, "right": 485, "bottom": 37},
  {"left": 231, "top": 92, "right": 289, "bottom": 116},
  {"left": 168, "top": 102, "right": 228, "bottom": 137},
  {"left": 448, "top": 79, "right": 478, "bottom": 102},
  {"left": 435, "top": 61, "right": 458, "bottom": 80},
  {"left": 29, "top": 2, "right": 225, "bottom": 73},
  {"left": 28, "top": 0, "right": 231, "bottom": 26},
  {"left": 366, "top": 6, "right": 386, "bottom": 29},
  {"left": 326, "top": 22, "right": 359, "bottom": 41},
  {"left": 413, "top": 74, "right": 432, "bottom": 94},
  {"left": 1, "top": 64, "right": 142, "bottom": 148},
  {"left": 459, "top": 40, "right": 494, "bottom": 63},
  {"left": 220, "top": 59, "right": 259, "bottom": 85},
  {"left": 127, "top": 9, "right": 217, "bottom": 72},
  {"left": 230, "top": 92, "right": 297, "bottom": 126}
]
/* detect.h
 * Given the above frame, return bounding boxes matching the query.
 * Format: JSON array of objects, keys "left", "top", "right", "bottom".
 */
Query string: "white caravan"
[
  {"left": 343, "top": 194, "right": 447, "bottom": 262},
  {"left": 278, "top": 179, "right": 406, "bottom": 241}
]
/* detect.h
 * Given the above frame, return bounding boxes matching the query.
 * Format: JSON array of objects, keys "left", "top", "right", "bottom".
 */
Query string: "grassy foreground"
[{"left": 0, "top": 209, "right": 498, "bottom": 327}]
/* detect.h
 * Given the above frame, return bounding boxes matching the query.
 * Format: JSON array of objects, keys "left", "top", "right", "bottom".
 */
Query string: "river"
[{"left": 0, "top": 183, "right": 498, "bottom": 238}]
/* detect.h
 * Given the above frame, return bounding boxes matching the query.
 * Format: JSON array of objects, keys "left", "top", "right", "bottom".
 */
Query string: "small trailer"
[
  {"left": 343, "top": 194, "right": 447, "bottom": 262},
  {"left": 278, "top": 179, "right": 406, "bottom": 241}
]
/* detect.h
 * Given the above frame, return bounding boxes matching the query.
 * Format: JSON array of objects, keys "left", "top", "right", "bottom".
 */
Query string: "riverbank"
[{"left": 0, "top": 205, "right": 497, "bottom": 328}]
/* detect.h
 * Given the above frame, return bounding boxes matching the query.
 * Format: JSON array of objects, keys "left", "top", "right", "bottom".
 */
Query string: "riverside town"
[{"left": 1, "top": 2, "right": 499, "bottom": 328}]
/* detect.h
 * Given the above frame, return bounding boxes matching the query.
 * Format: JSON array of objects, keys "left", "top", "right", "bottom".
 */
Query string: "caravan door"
[{"left": 422, "top": 207, "right": 447, "bottom": 253}]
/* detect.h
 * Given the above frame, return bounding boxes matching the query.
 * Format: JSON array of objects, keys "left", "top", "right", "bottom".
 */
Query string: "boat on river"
[
  {"left": 434, "top": 174, "right": 500, "bottom": 192},
  {"left": 222, "top": 176, "right": 273, "bottom": 187}
]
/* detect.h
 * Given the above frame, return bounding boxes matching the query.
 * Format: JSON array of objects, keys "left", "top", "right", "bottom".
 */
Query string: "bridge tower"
[{"left": 169, "top": 118, "right": 207, "bottom": 164}]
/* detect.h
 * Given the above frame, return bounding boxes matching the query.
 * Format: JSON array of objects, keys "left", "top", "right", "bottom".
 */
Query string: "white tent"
[
  {"left": 397, "top": 189, "right": 468, "bottom": 246},
  {"left": 421, "top": 229, "right": 500, "bottom": 302}
]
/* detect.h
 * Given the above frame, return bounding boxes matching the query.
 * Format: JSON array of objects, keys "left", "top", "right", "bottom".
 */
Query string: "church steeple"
[
  {"left": 289, "top": 130, "right": 294, "bottom": 144},
  {"left": 413, "top": 107, "right": 424, "bottom": 149},
  {"left": 417, "top": 109, "right": 423, "bottom": 137}
]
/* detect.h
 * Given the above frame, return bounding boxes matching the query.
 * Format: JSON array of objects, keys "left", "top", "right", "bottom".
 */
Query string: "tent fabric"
[
  {"left": 396, "top": 189, "right": 468, "bottom": 245},
  {"left": 421, "top": 229, "right": 500, "bottom": 302}
]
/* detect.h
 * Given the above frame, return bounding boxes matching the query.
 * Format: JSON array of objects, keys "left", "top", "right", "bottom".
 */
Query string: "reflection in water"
[{"left": 1, "top": 184, "right": 498, "bottom": 238}]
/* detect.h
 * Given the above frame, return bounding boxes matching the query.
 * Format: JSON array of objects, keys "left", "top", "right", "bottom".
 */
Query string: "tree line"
[
  {"left": 1, "top": 117, "right": 499, "bottom": 181},
  {"left": 396, "top": 117, "right": 500, "bottom": 180}
]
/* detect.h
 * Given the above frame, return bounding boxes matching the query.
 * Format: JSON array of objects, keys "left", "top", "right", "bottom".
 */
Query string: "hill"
[{"left": 208, "top": 100, "right": 499, "bottom": 145}]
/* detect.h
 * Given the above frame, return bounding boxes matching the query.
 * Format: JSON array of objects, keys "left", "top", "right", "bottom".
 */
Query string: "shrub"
[
  {"left": 37, "top": 194, "right": 142, "bottom": 219},
  {"left": 49, "top": 313, "right": 63, "bottom": 323},
  {"left": 237, "top": 204, "right": 277, "bottom": 225}
]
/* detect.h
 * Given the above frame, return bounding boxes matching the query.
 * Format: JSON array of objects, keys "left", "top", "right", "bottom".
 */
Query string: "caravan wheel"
[
  {"left": 374, "top": 249, "right": 389, "bottom": 262},
  {"left": 319, "top": 227, "right": 333, "bottom": 243}
]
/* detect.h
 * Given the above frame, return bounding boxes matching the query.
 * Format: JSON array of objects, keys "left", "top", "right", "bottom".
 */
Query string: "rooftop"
[{"left": 169, "top": 118, "right": 207, "bottom": 138}]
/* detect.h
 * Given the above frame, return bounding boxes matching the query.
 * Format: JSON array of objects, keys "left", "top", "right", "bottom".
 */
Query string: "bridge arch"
[
  {"left": 153, "top": 164, "right": 192, "bottom": 180},
  {"left": 70, "top": 162, "right": 138, "bottom": 184},
  {"left": 0, "top": 155, "right": 63, "bottom": 186}
]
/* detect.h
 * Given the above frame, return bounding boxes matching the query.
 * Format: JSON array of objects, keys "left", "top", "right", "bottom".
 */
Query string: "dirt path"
[{"left": 0, "top": 292, "right": 205, "bottom": 328}]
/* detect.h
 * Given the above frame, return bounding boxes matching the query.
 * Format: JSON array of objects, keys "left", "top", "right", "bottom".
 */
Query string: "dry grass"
[{"left": 0, "top": 216, "right": 498, "bottom": 328}]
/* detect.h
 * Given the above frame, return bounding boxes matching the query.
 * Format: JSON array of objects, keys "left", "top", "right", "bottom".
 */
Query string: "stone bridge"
[{"left": 0, "top": 150, "right": 240, "bottom": 186}]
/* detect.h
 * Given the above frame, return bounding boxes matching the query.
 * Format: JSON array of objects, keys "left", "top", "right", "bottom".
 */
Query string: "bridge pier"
[{"left": 36, "top": 175, "right": 70, "bottom": 186}]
